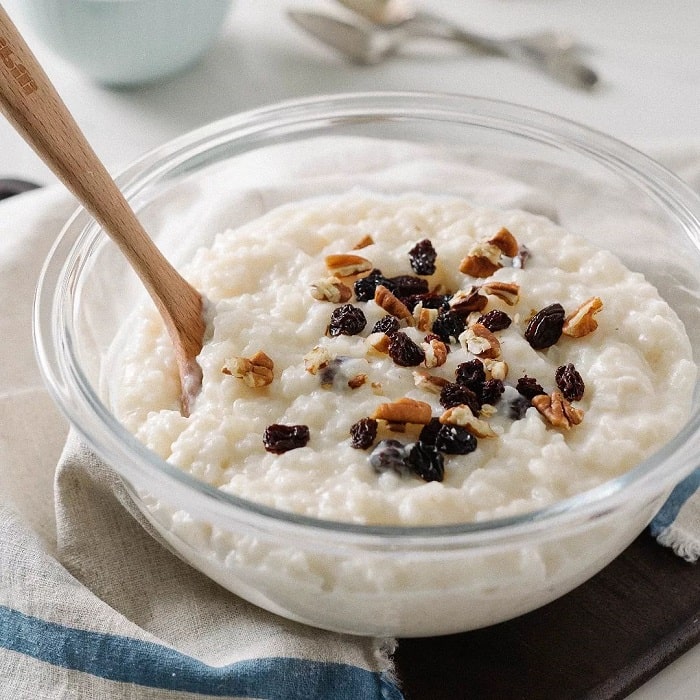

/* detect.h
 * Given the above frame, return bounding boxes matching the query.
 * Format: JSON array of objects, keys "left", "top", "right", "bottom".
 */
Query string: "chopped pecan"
[
  {"left": 459, "top": 241, "right": 503, "bottom": 278},
  {"left": 223, "top": 350, "right": 274, "bottom": 388},
  {"left": 532, "top": 391, "right": 584, "bottom": 430},
  {"left": 348, "top": 373, "right": 368, "bottom": 389},
  {"left": 483, "top": 358, "right": 508, "bottom": 381},
  {"left": 479, "top": 403, "right": 498, "bottom": 418},
  {"left": 439, "top": 405, "right": 497, "bottom": 438},
  {"left": 413, "top": 371, "right": 450, "bottom": 394},
  {"left": 374, "top": 284, "right": 414, "bottom": 325},
  {"left": 304, "top": 345, "right": 332, "bottom": 375},
  {"left": 352, "top": 234, "right": 374, "bottom": 250},
  {"left": 449, "top": 286, "right": 488, "bottom": 315},
  {"left": 414, "top": 305, "right": 438, "bottom": 332},
  {"left": 422, "top": 338, "right": 449, "bottom": 369},
  {"left": 366, "top": 332, "right": 391, "bottom": 354},
  {"left": 480, "top": 281, "right": 520, "bottom": 306},
  {"left": 325, "top": 253, "right": 373, "bottom": 278},
  {"left": 459, "top": 323, "right": 501, "bottom": 359},
  {"left": 488, "top": 227, "right": 519, "bottom": 257},
  {"left": 310, "top": 276, "right": 352, "bottom": 303},
  {"left": 562, "top": 296, "right": 603, "bottom": 338},
  {"left": 371, "top": 397, "right": 432, "bottom": 424}
]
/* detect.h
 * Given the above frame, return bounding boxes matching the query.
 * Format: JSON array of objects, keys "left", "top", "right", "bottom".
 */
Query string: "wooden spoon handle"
[{"left": 0, "top": 6, "right": 204, "bottom": 364}]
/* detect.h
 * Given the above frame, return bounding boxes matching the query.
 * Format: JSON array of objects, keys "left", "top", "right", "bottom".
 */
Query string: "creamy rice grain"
[{"left": 110, "top": 193, "right": 696, "bottom": 525}]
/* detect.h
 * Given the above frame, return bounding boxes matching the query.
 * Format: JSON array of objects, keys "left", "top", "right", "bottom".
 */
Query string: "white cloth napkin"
[{"left": 1, "top": 143, "right": 699, "bottom": 698}]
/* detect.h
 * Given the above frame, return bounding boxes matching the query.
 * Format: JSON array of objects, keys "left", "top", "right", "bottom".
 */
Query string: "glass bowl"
[{"left": 34, "top": 92, "right": 700, "bottom": 637}]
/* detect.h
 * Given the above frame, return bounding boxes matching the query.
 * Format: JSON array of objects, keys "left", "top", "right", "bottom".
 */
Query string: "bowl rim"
[{"left": 33, "top": 90, "right": 700, "bottom": 547}]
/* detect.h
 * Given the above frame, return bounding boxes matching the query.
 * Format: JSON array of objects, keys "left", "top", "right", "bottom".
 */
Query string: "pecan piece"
[
  {"left": 414, "top": 305, "right": 438, "bottom": 332},
  {"left": 449, "top": 286, "right": 488, "bottom": 315},
  {"left": 422, "top": 338, "right": 449, "bottom": 369},
  {"left": 439, "top": 405, "right": 497, "bottom": 438},
  {"left": 304, "top": 345, "right": 332, "bottom": 375},
  {"left": 310, "top": 276, "right": 352, "bottom": 303},
  {"left": 488, "top": 227, "right": 519, "bottom": 257},
  {"left": 459, "top": 242, "right": 503, "bottom": 278},
  {"left": 480, "top": 281, "right": 520, "bottom": 306},
  {"left": 325, "top": 253, "right": 373, "bottom": 278},
  {"left": 366, "top": 332, "right": 391, "bottom": 354},
  {"left": 562, "top": 296, "right": 603, "bottom": 338},
  {"left": 459, "top": 323, "right": 501, "bottom": 359},
  {"left": 532, "top": 391, "right": 584, "bottom": 430},
  {"left": 483, "top": 358, "right": 508, "bottom": 381},
  {"left": 348, "top": 373, "right": 368, "bottom": 389},
  {"left": 374, "top": 284, "right": 414, "bottom": 325},
  {"left": 352, "top": 234, "right": 374, "bottom": 250},
  {"left": 413, "top": 371, "right": 450, "bottom": 394},
  {"left": 223, "top": 350, "right": 274, "bottom": 388},
  {"left": 371, "top": 397, "right": 432, "bottom": 424}
]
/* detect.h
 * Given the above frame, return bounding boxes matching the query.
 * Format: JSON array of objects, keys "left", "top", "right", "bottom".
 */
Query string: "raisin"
[
  {"left": 555, "top": 363, "right": 585, "bottom": 401},
  {"left": 509, "top": 396, "right": 532, "bottom": 420},
  {"left": 431, "top": 310, "right": 466, "bottom": 343},
  {"left": 515, "top": 375, "right": 546, "bottom": 400},
  {"left": 440, "top": 382, "right": 481, "bottom": 413},
  {"left": 455, "top": 359, "right": 486, "bottom": 390},
  {"left": 354, "top": 269, "right": 387, "bottom": 302},
  {"left": 480, "top": 378, "right": 505, "bottom": 406},
  {"left": 406, "top": 442, "right": 444, "bottom": 482},
  {"left": 263, "top": 424, "right": 310, "bottom": 454},
  {"left": 388, "top": 331, "right": 426, "bottom": 367},
  {"left": 369, "top": 439, "right": 410, "bottom": 475},
  {"left": 418, "top": 417, "right": 442, "bottom": 445},
  {"left": 328, "top": 304, "right": 367, "bottom": 337},
  {"left": 386, "top": 275, "right": 430, "bottom": 300},
  {"left": 350, "top": 417, "right": 378, "bottom": 449},
  {"left": 478, "top": 309, "right": 512, "bottom": 332},
  {"left": 402, "top": 292, "right": 452, "bottom": 311},
  {"left": 317, "top": 357, "right": 338, "bottom": 386},
  {"left": 524, "top": 303, "right": 565, "bottom": 350},
  {"left": 372, "top": 315, "right": 400, "bottom": 335},
  {"left": 408, "top": 238, "right": 437, "bottom": 276},
  {"left": 434, "top": 424, "right": 477, "bottom": 455}
]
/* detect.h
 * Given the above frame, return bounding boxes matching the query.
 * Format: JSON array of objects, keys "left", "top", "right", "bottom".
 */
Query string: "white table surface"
[{"left": 1, "top": 1, "right": 699, "bottom": 697}]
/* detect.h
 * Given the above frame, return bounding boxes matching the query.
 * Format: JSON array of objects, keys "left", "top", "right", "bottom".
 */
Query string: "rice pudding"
[{"left": 111, "top": 192, "right": 696, "bottom": 526}]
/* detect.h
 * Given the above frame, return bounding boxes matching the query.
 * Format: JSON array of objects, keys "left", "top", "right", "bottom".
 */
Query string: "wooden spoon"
[{"left": 0, "top": 7, "right": 205, "bottom": 415}]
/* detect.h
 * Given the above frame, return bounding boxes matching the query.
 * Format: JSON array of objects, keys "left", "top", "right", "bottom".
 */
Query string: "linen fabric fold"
[
  {"left": 1, "top": 143, "right": 699, "bottom": 697},
  {"left": 0, "top": 187, "right": 399, "bottom": 699}
]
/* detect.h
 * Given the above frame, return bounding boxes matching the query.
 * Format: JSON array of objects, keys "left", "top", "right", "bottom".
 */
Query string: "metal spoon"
[
  {"left": 0, "top": 7, "right": 205, "bottom": 415},
  {"left": 290, "top": 2, "right": 598, "bottom": 90}
]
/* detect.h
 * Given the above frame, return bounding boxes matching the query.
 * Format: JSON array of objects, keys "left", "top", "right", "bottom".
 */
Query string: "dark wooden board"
[{"left": 395, "top": 531, "right": 700, "bottom": 700}]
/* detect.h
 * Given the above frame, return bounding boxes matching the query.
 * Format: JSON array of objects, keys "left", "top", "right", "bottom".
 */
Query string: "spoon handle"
[
  {"left": 405, "top": 12, "right": 597, "bottom": 90},
  {"left": 0, "top": 7, "right": 204, "bottom": 364}
]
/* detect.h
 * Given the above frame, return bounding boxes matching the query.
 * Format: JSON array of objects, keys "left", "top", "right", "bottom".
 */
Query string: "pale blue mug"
[{"left": 12, "top": 0, "right": 234, "bottom": 86}]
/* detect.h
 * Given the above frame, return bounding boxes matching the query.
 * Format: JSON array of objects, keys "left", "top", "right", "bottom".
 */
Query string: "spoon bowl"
[{"left": 318, "top": 0, "right": 598, "bottom": 89}]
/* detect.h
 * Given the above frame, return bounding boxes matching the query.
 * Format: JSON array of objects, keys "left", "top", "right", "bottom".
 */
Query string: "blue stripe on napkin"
[
  {"left": 650, "top": 468, "right": 700, "bottom": 534},
  {"left": 0, "top": 606, "right": 403, "bottom": 699}
]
